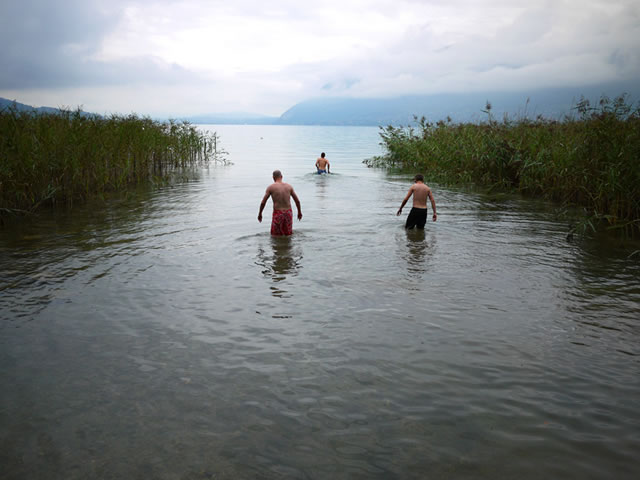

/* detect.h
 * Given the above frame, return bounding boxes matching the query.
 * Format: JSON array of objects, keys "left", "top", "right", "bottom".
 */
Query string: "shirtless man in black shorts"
[{"left": 396, "top": 174, "right": 437, "bottom": 228}]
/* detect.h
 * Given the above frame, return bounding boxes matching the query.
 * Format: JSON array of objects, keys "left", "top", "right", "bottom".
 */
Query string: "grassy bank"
[
  {"left": 0, "top": 108, "right": 226, "bottom": 217},
  {"left": 365, "top": 95, "right": 640, "bottom": 235}
]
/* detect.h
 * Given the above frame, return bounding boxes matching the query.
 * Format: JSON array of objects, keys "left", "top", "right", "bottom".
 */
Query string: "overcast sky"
[{"left": 1, "top": 0, "right": 638, "bottom": 116}]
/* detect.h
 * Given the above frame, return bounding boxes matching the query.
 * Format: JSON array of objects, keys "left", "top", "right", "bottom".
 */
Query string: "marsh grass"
[
  {"left": 0, "top": 107, "right": 227, "bottom": 218},
  {"left": 365, "top": 95, "right": 640, "bottom": 236}
]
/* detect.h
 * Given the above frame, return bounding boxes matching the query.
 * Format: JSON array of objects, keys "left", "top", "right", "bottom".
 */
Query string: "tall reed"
[
  {"left": 365, "top": 95, "right": 640, "bottom": 235},
  {"left": 0, "top": 108, "right": 226, "bottom": 216}
]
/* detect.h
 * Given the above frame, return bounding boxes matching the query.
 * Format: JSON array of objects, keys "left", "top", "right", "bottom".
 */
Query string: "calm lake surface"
[{"left": 1, "top": 125, "right": 639, "bottom": 479}]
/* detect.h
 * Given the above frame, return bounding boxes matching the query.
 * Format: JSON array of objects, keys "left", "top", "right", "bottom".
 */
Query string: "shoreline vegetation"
[
  {"left": 0, "top": 107, "right": 227, "bottom": 221},
  {"left": 365, "top": 94, "right": 640, "bottom": 237}
]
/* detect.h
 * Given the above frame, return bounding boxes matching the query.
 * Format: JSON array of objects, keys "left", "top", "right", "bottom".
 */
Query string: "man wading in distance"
[
  {"left": 315, "top": 152, "right": 330, "bottom": 174},
  {"left": 397, "top": 174, "right": 437, "bottom": 228},
  {"left": 258, "top": 170, "right": 302, "bottom": 236}
]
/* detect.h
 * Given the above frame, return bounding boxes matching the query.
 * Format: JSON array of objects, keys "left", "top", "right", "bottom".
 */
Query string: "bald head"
[{"left": 273, "top": 170, "right": 282, "bottom": 180}]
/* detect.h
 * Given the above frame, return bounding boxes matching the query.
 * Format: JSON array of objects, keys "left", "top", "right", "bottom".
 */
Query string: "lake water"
[{"left": 1, "top": 125, "right": 639, "bottom": 479}]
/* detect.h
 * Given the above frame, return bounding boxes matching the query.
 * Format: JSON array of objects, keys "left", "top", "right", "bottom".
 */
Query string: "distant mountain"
[
  {"left": 5, "top": 79, "right": 638, "bottom": 127},
  {"left": 181, "top": 112, "right": 279, "bottom": 125},
  {"left": 0, "top": 97, "right": 98, "bottom": 117},
  {"left": 0, "top": 97, "right": 62, "bottom": 115},
  {"left": 277, "top": 81, "right": 640, "bottom": 126}
]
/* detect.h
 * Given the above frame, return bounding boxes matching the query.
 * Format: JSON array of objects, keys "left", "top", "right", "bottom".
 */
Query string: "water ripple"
[{"left": 2, "top": 126, "right": 640, "bottom": 478}]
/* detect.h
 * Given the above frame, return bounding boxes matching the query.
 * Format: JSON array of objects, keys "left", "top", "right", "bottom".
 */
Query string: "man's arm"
[
  {"left": 291, "top": 189, "right": 303, "bottom": 220},
  {"left": 258, "top": 189, "right": 271, "bottom": 222},
  {"left": 397, "top": 187, "right": 414, "bottom": 216},
  {"left": 428, "top": 190, "right": 437, "bottom": 221},
  {"left": 327, "top": 160, "right": 330, "bottom": 174}
]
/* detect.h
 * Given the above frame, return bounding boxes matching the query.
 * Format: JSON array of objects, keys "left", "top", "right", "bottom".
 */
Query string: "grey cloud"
[
  {"left": 2, "top": 0, "right": 639, "bottom": 115},
  {"left": 0, "top": 0, "right": 119, "bottom": 72},
  {"left": 0, "top": 0, "right": 118, "bottom": 50},
  {"left": 315, "top": 2, "right": 640, "bottom": 97},
  {"left": 0, "top": 0, "right": 204, "bottom": 89},
  {"left": 140, "top": 0, "right": 318, "bottom": 25}
]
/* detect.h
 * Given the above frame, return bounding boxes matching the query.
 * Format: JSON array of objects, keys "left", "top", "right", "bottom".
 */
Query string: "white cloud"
[{"left": 1, "top": 0, "right": 638, "bottom": 116}]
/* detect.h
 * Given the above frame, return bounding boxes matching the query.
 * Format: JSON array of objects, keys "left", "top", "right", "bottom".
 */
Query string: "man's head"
[
  {"left": 321, "top": 152, "right": 325, "bottom": 158},
  {"left": 414, "top": 174, "right": 424, "bottom": 182},
  {"left": 273, "top": 170, "right": 282, "bottom": 180}
]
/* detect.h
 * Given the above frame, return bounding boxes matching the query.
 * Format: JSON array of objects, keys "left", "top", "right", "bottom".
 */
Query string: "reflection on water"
[
  {"left": 255, "top": 234, "right": 303, "bottom": 297},
  {"left": 314, "top": 173, "right": 329, "bottom": 200},
  {"left": 405, "top": 228, "right": 428, "bottom": 275},
  {"left": 394, "top": 228, "right": 437, "bottom": 291}
]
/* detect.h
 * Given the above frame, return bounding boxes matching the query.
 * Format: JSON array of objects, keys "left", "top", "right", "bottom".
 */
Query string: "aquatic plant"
[
  {"left": 0, "top": 107, "right": 227, "bottom": 217},
  {"left": 365, "top": 94, "right": 640, "bottom": 236}
]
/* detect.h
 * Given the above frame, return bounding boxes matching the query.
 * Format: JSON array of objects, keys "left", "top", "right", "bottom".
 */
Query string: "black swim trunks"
[{"left": 405, "top": 207, "right": 428, "bottom": 229}]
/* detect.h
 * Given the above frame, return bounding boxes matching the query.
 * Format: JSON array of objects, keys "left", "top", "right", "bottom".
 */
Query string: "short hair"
[
  {"left": 414, "top": 174, "right": 424, "bottom": 182},
  {"left": 321, "top": 152, "right": 325, "bottom": 158},
  {"left": 273, "top": 170, "right": 282, "bottom": 179}
]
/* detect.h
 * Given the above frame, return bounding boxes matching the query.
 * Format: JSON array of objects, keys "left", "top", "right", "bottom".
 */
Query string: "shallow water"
[{"left": 1, "top": 125, "right": 639, "bottom": 479}]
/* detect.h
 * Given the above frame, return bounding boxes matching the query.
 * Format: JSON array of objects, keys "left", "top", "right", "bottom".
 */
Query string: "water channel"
[{"left": 1, "top": 125, "right": 639, "bottom": 479}]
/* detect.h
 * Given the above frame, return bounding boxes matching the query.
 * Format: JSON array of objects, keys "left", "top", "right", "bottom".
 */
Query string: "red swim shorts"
[{"left": 271, "top": 209, "right": 293, "bottom": 236}]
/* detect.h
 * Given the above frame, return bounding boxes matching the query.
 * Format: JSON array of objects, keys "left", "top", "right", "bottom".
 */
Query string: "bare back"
[
  {"left": 316, "top": 157, "right": 329, "bottom": 170},
  {"left": 410, "top": 182, "right": 432, "bottom": 208},
  {"left": 258, "top": 175, "right": 302, "bottom": 224},
  {"left": 397, "top": 178, "right": 437, "bottom": 221},
  {"left": 267, "top": 182, "right": 295, "bottom": 210}
]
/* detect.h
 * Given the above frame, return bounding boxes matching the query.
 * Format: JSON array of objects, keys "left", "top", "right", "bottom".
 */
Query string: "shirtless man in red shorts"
[{"left": 258, "top": 170, "right": 302, "bottom": 235}]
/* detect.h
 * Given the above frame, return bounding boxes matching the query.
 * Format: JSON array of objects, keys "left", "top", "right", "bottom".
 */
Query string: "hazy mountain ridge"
[
  {"left": 181, "top": 112, "right": 279, "bottom": 125},
  {"left": 276, "top": 81, "right": 640, "bottom": 126},
  {"left": 0, "top": 97, "right": 99, "bottom": 118},
  {"left": 3, "top": 81, "right": 638, "bottom": 126},
  {"left": 0, "top": 97, "right": 63, "bottom": 115}
]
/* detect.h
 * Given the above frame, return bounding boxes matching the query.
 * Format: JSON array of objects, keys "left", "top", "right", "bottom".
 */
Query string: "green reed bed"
[
  {"left": 366, "top": 95, "right": 640, "bottom": 235},
  {"left": 0, "top": 108, "right": 226, "bottom": 216}
]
